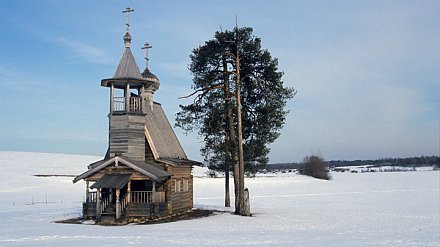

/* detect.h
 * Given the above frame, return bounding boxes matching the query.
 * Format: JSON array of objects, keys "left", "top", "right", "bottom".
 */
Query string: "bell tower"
[
  {"left": 100, "top": 7, "right": 151, "bottom": 162},
  {"left": 74, "top": 7, "right": 197, "bottom": 223}
]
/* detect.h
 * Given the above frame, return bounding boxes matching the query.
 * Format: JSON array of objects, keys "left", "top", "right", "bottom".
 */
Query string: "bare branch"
[{"left": 179, "top": 82, "right": 224, "bottom": 99}]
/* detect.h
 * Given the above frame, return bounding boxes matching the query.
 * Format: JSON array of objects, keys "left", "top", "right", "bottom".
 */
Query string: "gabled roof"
[
  {"left": 73, "top": 156, "right": 170, "bottom": 183},
  {"left": 157, "top": 157, "right": 201, "bottom": 166},
  {"left": 122, "top": 156, "right": 170, "bottom": 179},
  {"left": 144, "top": 102, "right": 188, "bottom": 160},
  {"left": 90, "top": 174, "right": 132, "bottom": 189}
]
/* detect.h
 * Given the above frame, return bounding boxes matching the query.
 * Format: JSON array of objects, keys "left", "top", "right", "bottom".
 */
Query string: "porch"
[
  {"left": 84, "top": 191, "right": 166, "bottom": 220},
  {"left": 83, "top": 174, "right": 167, "bottom": 221}
]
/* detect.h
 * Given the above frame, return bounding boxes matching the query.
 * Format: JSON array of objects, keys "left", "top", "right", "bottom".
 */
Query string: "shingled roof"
[
  {"left": 73, "top": 156, "right": 170, "bottom": 183},
  {"left": 101, "top": 31, "right": 149, "bottom": 88},
  {"left": 90, "top": 174, "right": 132, "bottom": 189},
  {"left": 113, "top": 47, "right": 143, "bottom": 80},
  {"left": 144, "top": 102, "right": 188, "bottom": 160}
]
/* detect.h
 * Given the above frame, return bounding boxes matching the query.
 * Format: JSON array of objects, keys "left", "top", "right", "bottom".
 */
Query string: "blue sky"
[{"left": 0, "top": 0, "right": 438, "bottom": 163}]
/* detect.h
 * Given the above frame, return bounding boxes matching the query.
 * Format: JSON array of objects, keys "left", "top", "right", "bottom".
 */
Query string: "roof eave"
[
  {"left": 73, "top": 156, "right": 171, "bottom": 184},
  {"left": 157, "top": 157, "right": 201, "bottom": 167},
  {"left": 73, "top": 158, "right": 116, "bottom": 183},
  {"left": 101, "top": 77, "right": 151, "bottom": 88}
]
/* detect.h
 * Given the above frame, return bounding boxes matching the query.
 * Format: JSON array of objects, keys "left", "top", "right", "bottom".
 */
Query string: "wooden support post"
[
  {"left": 86, "top": 181, "right": 89, "bottom": 202},
  {"left": 125, "top": 83, "right": 130, "bottom": 112},
  {"left": 140, "top": 85, "right": 145, "bottom": 113},
  {"left": 127, "top": 180, "right": 131, "bottom": 203},
  {"left": 96, "top": 188, "right": 101, "bottom": 219},
  {"left": 110, "top": 82, "right": 114, "bottom": 114},
  {"left": 116, "top": 188, "right": 121, "bottom": 220},
  {"left": 152, "top": 181, "right": 156, "bottom": 203},
  {"left": 166, "top": 178, "right": 172, "bottom": 215}
]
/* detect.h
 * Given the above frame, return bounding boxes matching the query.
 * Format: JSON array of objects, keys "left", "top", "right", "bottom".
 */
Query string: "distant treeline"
[{"left": 267, "top": 155, "right": 439, "bottom": 170}]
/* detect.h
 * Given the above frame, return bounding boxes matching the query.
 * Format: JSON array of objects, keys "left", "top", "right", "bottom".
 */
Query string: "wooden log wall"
[
  {"left": 82, "top": 202, "right": 97, "bottom": 219},
  {"left": 169, "top": 166, "right": 193, "bottom": 214},
  {"left": 126, "top": 202, "right": 167, "bottom": 217},
  {"left": 109, "top": 114, "right": 146, "bottom": 161}
]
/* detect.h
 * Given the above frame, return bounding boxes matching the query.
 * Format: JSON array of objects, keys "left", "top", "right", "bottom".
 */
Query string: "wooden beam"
[
  {"left": 86, "top": 181, "right": 89, "bottom": 202},
  {"left": 152, "top": 182, "right": 156, "bottom": 203},
  {"left": 96, "top": 188, "right": 101, "bottom": 219},
  {"left": 116, "top": 188, "right": 121, "bottom": 220},
  {"left": 166, "top": 178, "right": 172, "bottom": 215},
  {"left": 127, "top": 180, "right": 131, "bottom": 203},
  {"left": 144, "top": 126, "right": 159, "bottom": 160},
  {"left": 125, "top": 83, "right": 130, "bottom": 112},
  {"left": 110, "top": 82, "right": 114, "bottom": 114}
]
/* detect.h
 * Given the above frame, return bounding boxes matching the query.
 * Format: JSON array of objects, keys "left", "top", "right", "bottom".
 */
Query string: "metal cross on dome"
[
  {"left": 122, "top": 7, "right": 134, "bottom": 32},
  {"left": 142, "top": 42, "right": 152, "bottom": 68}
]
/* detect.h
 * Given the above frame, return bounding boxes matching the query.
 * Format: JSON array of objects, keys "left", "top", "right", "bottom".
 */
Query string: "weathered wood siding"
[
  {"left": 126, "top": 202, "right": 167, "bottom": 218},
  {"left": 168, "top": 166, "right": 193, "bottom": 214},
  {"left": 145, "top": 138, "right": 155, "bottom": 161},
  {"left": 85, "top": 165, "right": 150, "bottom": 182},
  {"left": 83, "top": 202, "right": 96, "bottom": 219},
  {"left": 109, "top": 114, "right": 146, "bottom": 161}
]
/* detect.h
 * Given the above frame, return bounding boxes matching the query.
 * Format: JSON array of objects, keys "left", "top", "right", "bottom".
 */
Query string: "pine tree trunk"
[
  {"left": 235, "top": 50, "right": 246, "bottom": 216},
  {"left": 228, "top": 85, "right": 240, "bottom": 213},
  {"left": 224, "top": 129, "right": 231, "bottom": 208},
  {"left": 224, "top": 163, "right": 230, "bottom": 207},
  {"left": 224, "top": 57, "right": 240, "bottom": 213}
]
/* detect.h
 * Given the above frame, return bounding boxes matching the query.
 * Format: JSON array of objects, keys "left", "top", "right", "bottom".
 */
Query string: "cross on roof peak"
[
  {"left": 142, "top": 42, "right": 153, "bottom": 68},
  {"left": 122, "top": 7, "right": 134, "bottom": 32}
]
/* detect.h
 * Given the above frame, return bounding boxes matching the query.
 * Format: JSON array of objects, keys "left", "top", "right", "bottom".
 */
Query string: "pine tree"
[{"left": 176, "top": 27, "right": 295, "bottom": 212}]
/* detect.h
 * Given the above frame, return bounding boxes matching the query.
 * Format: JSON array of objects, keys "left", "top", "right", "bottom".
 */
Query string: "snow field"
[{"left": 0, "top": 152, "right": 438, "bottom": 246}]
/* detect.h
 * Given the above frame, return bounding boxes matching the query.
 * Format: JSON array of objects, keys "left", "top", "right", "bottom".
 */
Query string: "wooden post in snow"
[{"left": 242, "top": 188, "right": 251, "bottom": 216}]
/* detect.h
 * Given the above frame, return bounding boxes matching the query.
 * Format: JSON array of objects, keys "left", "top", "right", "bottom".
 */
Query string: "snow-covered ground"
[{"left": 0, "top": 152, "right": 438, "bottom": 246}]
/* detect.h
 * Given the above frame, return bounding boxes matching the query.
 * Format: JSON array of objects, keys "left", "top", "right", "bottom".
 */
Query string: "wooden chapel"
[{"left": 73, "top": 7, "right": 198, "bottom": 223}]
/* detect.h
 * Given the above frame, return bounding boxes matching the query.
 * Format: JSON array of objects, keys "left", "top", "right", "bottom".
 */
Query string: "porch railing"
[
  {"left": 131, "top": 191, "right": 152, "bottom": 203},
  {"left": 87, "top": 191, "right": 97, "bottom": 203},
  {"left": 113, "top": 97, "right": 125, "bottom": 111},
  {"left": 101, "top": 194, "right": 110, "bottom": 214},
  {"left": 121, "top": 193, "right": 129, "bottom": 212},
  {"left": 130, "top": 191, "right": 165, "bottom": 203},
  {"left": 129, "top": 97, "right": 141, "bottom": 112},
  {"left": 113, "top": 97, "right": 141, "bottom": 112},
  {"left": 95, "top": 191, "right": 166, "bottom": 218}
]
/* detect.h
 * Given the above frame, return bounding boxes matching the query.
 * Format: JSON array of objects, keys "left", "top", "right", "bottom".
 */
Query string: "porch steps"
[
  {"left": 99, "top": 204, "right": 116, "bottom": 224},
  {"left": 102, "top": 203, "right": 116, "bottom": 215}
]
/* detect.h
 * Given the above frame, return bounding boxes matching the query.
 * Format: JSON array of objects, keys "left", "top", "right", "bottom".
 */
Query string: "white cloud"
[{"left": 54, "top": 37, "right": 115, "bottom": 64}]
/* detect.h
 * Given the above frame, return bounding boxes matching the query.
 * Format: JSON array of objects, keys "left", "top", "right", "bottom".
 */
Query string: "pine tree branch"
[{"left": 179, "top": 82, "right": 224, "bottom": 99}]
